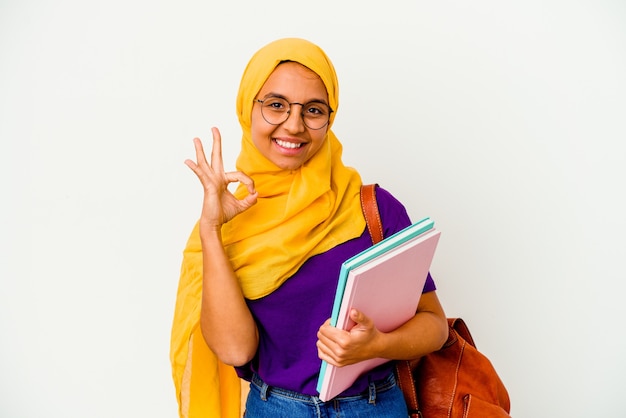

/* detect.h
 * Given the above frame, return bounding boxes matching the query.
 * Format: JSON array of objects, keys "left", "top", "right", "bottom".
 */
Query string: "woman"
[{"left": 171, "top": 38, "right": 448, "bottom": 418}]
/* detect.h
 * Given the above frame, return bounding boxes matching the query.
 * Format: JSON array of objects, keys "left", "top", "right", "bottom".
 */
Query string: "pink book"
[{"left": 317, "top": 227, "right": 440, "bottom": 401}]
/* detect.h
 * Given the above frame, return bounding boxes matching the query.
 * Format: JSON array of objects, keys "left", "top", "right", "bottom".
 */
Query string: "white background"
[{"left": 1, "top": 1, "right": 625, "bottom": 417}]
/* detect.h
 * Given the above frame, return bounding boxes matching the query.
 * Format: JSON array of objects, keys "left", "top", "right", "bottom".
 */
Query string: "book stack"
[{"left": 317, "top": 217, "right": 440, "bottom": 401}]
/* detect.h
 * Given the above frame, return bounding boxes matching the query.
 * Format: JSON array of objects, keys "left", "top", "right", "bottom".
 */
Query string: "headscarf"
[
  {"left": 170, "top": 38, "right": 365, "bottom": 417},
  {"left": 224, "top": 37, "right": 365, "bottom": 298}
]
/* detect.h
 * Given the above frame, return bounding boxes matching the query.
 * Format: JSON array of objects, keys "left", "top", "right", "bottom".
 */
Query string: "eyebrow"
[{"left": 261, "top": 93, "right": 330, "bottom": 106}]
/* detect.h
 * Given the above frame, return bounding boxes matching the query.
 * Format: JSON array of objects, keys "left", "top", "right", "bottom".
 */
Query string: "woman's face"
[{"left": 251, "top": 62, "right": 330, "bottom": 171}]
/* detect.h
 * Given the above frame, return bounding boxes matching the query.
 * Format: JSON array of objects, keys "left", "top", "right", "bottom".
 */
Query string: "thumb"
[
  {"left": 349, "top": 309, "right": 372, "bottom": 329},
  {"left": 240, "top": 191, "right": 258, "bottom": 209}
]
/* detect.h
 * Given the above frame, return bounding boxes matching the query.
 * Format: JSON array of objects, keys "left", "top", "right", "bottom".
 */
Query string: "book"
[{"left": 316, "top": 219, "right": 441, "bottom": 401}]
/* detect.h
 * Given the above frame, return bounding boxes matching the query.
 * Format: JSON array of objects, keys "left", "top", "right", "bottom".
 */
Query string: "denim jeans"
[{"left": 244, "top": 373, "right": 408, "bottom": 418}]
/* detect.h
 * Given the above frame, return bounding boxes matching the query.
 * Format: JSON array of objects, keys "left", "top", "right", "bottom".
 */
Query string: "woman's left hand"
[
  {"left": 316, "top": 309, "right": 382, "bottom": 367},
  {"left": 317, "top": 292, "right": 449, "bottom": 368}
]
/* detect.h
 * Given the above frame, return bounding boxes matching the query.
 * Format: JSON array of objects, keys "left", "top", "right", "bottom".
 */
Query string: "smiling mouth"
[{"left": 275, "top": 138, "right": 303, "bottom": 149}]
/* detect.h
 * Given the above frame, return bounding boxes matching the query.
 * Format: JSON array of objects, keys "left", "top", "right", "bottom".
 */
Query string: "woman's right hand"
[
  {"left": 185, "top": 127, "right": 258, "bottom": 229},
  {"left": 187, "top": 128, "right": 260, "bottom": 365}
]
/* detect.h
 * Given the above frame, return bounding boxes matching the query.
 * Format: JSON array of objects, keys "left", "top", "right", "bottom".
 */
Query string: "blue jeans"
[{"left": 244, "top": 373, "right": 408, "bottom": 418}]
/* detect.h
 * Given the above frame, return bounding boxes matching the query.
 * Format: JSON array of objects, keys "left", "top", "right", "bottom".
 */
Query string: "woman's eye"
[
  {"left": 263, "top": 98, "right": 288, "bottom": 111},
  {"left": 306, "top": 105, "right": 324, "bottom": 116},
  {"left": 268, "top": 102, "right": 285, "bottom": 110}
]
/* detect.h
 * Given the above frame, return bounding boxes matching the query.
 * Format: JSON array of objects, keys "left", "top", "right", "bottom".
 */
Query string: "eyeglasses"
[{"left": 255, "top": 96, "right": 333, "bottom": 130}]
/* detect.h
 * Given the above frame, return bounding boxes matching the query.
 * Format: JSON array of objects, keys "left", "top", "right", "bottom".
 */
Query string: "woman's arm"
[
  {"left": 186, "top": 127, "right": 259, "bottom": 366},
  {"left": 316, "top": 290, "right": 448, "bottom": 366},
  {"left": 198, "top": 228, "right": 259, "bottom": 366}
]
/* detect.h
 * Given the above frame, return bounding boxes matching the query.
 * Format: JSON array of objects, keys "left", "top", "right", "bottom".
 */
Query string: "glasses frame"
[{"left": 254, "top": 97, "right": 334, "bottom": 130}]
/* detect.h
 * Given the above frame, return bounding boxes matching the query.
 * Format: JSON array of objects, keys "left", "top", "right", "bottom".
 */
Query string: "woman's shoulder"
[
  {"left": 372, "top": 184, "right": 412, "bottom": 235},
  {"left": 373, "top": 184, "right": 407, "bottom": 213},
  {"left": 373, "top": 185, "right": 401, "bottom": 205}
]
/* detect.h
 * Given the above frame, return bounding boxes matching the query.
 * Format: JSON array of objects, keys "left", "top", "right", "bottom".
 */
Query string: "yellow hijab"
[{"left": 170, "top": 38, "right": 365, "bottom": 417}]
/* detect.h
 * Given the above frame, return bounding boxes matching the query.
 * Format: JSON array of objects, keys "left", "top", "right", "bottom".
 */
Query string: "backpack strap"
[{"left": 360, "top": 184, "right": 383, "bottom": 245}]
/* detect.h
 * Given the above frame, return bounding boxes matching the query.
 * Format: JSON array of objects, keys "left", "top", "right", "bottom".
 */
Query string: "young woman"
[{"left": 171, "top": 38, "right": 448, "bottom": 418}]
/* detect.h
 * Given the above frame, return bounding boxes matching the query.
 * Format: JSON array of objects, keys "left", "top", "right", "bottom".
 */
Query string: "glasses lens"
[
  {"left": 301, "top": 102, "right": 331, "bottom": 130},
  {"left": 260, "top": 97, "right": 290, "bottom": 125},
  {"left": 259, "top": 97, "right": 331, "bottom": 130}
]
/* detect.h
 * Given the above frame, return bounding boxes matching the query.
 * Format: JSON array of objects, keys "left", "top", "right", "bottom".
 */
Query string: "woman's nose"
[{"left": 282, "top": 105, "right": 306, "bottom": 132}]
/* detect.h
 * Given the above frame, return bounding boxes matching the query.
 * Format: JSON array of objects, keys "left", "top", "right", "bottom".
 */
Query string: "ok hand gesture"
[{"left": 185, "top": 127, "right": 258, "bottom": 229}]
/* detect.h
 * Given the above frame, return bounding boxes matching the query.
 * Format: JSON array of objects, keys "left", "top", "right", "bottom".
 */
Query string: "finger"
[
  {"left": 184, "top": 159, "right": 214, "bottom": 188},
  {"left": 317, "top": 327, "right": 332, "bottom": 350},
  {"left": 350, "top": 309, "right": 374, "bottom": 329},
  {"left": 184, "top": 159, "right": 198, "bottom": 171},
  {"left": 316, "top": 336, "right": 342, "bottom": 362},
  {"left": 210, "top": 127, "right": 225, "bottom": 174},
  {"left": 317, "top": 319, "right": 334, "bottom": 340},
  {"left": 223, "top": 171, "right": 258, "bottom": 210},
  {"left": 317, "top": 323, "right": 348, "bottom": 349},
  {"left": 193, "top": 137, "right": 209, "bottom": 168},
  {"left": 235, "top": 192, "right": 258, "bottom": 212},
  {"left": 317, "top": 342, "right": 340, "bottom": 366},
  {"left": 317, "top": 337, "right": 351, "bottom": 367},
  {"left": 225, "top": 171, "right": 256, "bottom": 194}
]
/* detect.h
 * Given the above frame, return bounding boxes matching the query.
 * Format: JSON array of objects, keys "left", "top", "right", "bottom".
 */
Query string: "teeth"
[{"left": 275, "top": 139, "right": 302, "bottom": 149}]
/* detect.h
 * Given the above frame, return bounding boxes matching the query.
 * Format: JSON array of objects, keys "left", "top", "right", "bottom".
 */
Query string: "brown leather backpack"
[
  {"left": 361, "top": 184, "right": 511, "bottom": 417},
  {"left": 395, "top": 317, "right": 511, "bottom": 417}
]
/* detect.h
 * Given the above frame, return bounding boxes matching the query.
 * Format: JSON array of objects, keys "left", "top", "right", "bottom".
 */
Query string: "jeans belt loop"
[
  {"left": 368, "top": 380, "right": 377, "bottom": 404},
  {"left": 259, "top": 381, "right": 270, "bottom": 401}
]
